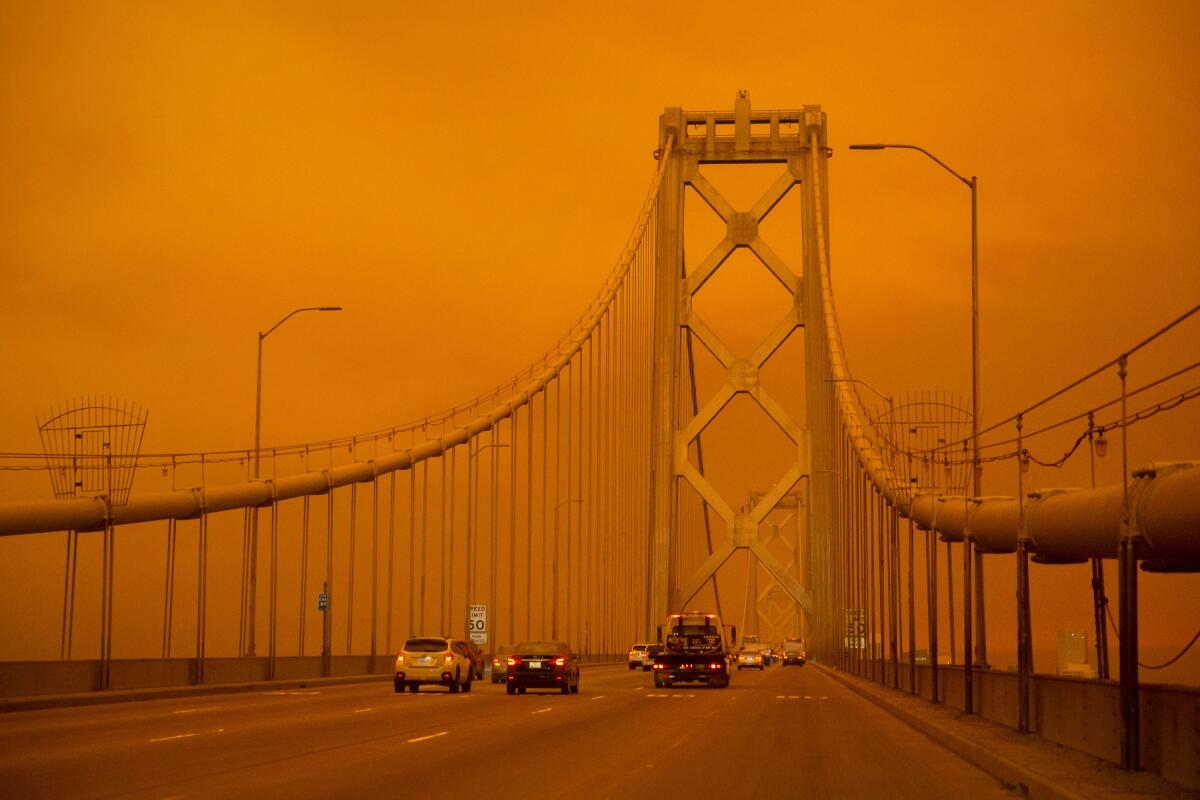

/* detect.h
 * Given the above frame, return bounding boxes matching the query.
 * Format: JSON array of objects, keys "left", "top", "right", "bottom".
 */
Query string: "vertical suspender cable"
[
  {"left": 527, "top": 395, "right": 534, "bottom": 640},
  {"left": 299, "top": 449, "right": 311, "bottom": 656},
  {"left": 347, "top": 482, "right": 357, "bottom": 654},
  {"left": 420, "top": 432, "right": 429, "bottom": 636},
  {"left": 510, "top": 398, "right": 519, "bottom": 649},
  {"left": 448, "top": 437, "right": 457, "bottom": 639},
  {"left": 566, "top": 359, "right": 574, "bottom": 644},
  {"left": 387, "top": 465, "right": 396, "bottom": 654}
]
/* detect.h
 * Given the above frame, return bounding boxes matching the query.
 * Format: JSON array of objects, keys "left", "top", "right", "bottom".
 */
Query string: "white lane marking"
[
  {"left": 634, "top": 686, "right": 644, "bottom": 691},
  {"left": 149, "top": 733, "right": 197, "bottom": 743},
  {"left": 407, "top": 731, "right": 448, "bottom": 743},
  {"left": 821, "top": 696, "right": 829, "bottom": 700},
  {"left": 266, "top": 690, "right": 321, "bottom": 696},
  {"left": 775, "top": 695, "right": 785, "bottom": 699},
  {"left": 591, "top": 695, "right": 605, "bottom": 700},
  {"left": 804, "top": 695, "right": 813, "bottom": 699},
  {"left": 789, "top": 695, "right": 800, "bottom": 699},
  {"left": 532, "top": 707, "right": 552, "bottom": 714},
  {"left": 353, "top": 707, "right": 376, "bottom": 713}
]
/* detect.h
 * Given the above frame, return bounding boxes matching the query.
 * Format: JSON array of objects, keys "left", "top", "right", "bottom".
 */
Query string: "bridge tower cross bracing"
[{"left": 648, "top": 93, "right": 832, "bottom": 632}]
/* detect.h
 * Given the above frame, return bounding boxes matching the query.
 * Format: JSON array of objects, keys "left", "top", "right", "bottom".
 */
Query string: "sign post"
[{"left": 468, "top": 603, "right": 488, "bottom": 645}]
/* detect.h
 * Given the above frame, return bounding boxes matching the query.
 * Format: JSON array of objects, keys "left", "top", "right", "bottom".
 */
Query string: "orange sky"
[{"left": 2, "top": 2, "right": 1198, "bottom": 674}]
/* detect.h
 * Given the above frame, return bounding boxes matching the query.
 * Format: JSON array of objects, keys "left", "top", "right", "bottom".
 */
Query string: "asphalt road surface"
[{"left": 0, "top": 663, "right": 1017, "bottom": 799}]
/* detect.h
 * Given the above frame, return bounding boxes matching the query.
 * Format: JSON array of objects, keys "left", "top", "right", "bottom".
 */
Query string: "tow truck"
[{"left": 651, "top": 611, "right": 736, "bottom": 689}]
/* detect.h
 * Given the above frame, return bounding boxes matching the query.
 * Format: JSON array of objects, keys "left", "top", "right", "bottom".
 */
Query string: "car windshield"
[
  {"left": 403, "top": 638, "right": 448, "bottom": 653},
  {"left": 632, "top": 645, "right": 648, "bottom": 652}
]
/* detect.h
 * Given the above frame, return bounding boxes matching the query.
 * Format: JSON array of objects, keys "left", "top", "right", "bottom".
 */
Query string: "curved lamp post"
[
  {"left": 248, "top": 305, "right": 342, "bottom": 656},
  {"left": 850, "top": 142, "right": 983, "bottom": 711}
]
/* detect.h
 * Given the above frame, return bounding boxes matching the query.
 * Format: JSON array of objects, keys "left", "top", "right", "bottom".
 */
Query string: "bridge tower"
[{"left": 648, "top": 93, "right": 835, "bottom": 635}]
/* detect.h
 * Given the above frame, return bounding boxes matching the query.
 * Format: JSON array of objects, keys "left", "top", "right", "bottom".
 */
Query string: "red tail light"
[
  {"left": 553, "top": 657, "right": 565, "bottom": 667},
  {"left": 444, "top": 654, "right": 453, "bottom": 664},
  {"left": 508, "top": 657, "right": 520, "bottom": 666},
  {"left": 709, "top": 662, "right": 722, "bottom": 670},
  {"left": 396, "top": 655, "right": 405, "bottom": 664}
]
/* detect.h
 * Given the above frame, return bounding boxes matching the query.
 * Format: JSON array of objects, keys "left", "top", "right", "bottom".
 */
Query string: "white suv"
[
  {"left": 395, "top": 637, "right": 475, "bottom": 693},
  {"left": 628, "top": 642, "right": 654, "bottom": 670}
]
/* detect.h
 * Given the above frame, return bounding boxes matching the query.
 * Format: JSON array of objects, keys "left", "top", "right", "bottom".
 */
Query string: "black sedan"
[{"left": 505, "top": 641, "right": 580, "bottom": 695}]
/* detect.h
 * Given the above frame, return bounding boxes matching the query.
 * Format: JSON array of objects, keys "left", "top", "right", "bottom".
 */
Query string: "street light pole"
[
  {"left": 849, "top": 142, "right": 986, "bottom": 669},
  {"left": 249, "top": 305, "right": 341, "bottom": 657}
]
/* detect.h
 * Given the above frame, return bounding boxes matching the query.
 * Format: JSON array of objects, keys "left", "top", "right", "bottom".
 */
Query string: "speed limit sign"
[{"left": 468, "top": 604, "right": 488, "bottom": 644}]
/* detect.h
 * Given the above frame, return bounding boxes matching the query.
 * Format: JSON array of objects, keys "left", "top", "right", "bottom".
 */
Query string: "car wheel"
[
  {"left": 506, "top": 683, "right": 516, "bottom": 695},
  {"left": 518, "top": 686, "right": 526, "bottom": 695},
  {"left": 653, "top": 675, "right": 664, "bottom": 688},
  {"left": 629, "top": 664, "right": 636, "bottom": 670},
  {"left": 408, "top": 682, "right": 419, "bottom": 694},
  {"left": 463, "top": 673, "right": 473, "bottom": 693},
  {"left": 570, "top": 676, "right": 580, "bottom": 694},
  {"left": 393, "top": 678, "right": 403, "bottom": 693}
]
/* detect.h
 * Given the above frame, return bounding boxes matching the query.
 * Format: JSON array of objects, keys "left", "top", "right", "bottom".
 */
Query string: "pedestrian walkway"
[{"left": 817, "top": 664, "right": 1195, "bottom": 799}]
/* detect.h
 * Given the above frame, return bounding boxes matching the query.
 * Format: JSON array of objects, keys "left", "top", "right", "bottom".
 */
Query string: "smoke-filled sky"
[{"left": 2, "top": 2, "right": 1198, "bottom": 674}]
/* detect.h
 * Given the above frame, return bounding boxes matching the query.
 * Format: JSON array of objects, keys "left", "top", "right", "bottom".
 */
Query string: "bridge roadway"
[{"left": 0, "top": 663, "right": 1015, "bottom": 799}]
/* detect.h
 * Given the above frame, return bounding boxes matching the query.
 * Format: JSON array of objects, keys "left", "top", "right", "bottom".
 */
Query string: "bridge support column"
[{"left": 648, "top": 109, "right": 683, "bottom": 628}]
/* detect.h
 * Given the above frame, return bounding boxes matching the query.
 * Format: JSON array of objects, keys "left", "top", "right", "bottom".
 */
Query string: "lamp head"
[{"left": 849, "top": 143, "right": 886, "bottom": 150}]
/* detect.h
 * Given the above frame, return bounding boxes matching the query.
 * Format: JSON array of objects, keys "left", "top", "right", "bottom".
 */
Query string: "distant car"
[
  {"left": 737, "top": 650, "right": 765, "bottom": 670},
  {"left": 506, "top": 641, "right": 580, "bottom": 695},
  {"left": 490, "top": 644, "right": 514, "bottom": 683},
  {"left": 628, "top": 642, "right": 655, "bottom": 670},
  {"left": 395, "top": 637, "right": 474, "bottom": 693},
  {"left": 781, "top": 640, "right": 806, "bottom": 666},
  {"left": 463, "top": 640, "right": 485, "bottom": 679}
]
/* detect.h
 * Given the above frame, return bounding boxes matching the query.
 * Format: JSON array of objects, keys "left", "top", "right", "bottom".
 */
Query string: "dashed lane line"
[
  {"left": 591, "top": 695, "right": 605, "bottom": 700},
  {"left": 353, "top": 708, "right": 376, "bottom": 713},
  {"left": 532, "top": 707, "right": 553, "bottom": 714},
  {"left": 149, "top": 733, "right": 197, "bottom": 743},
  {"left": 406, "top": 731, "right": 448, "bottom": 743}
]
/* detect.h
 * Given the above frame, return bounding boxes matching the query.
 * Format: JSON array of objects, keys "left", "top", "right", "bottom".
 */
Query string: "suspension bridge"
[{"left": 1, "top": 95, "right": 1197, "bottom": 796}]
